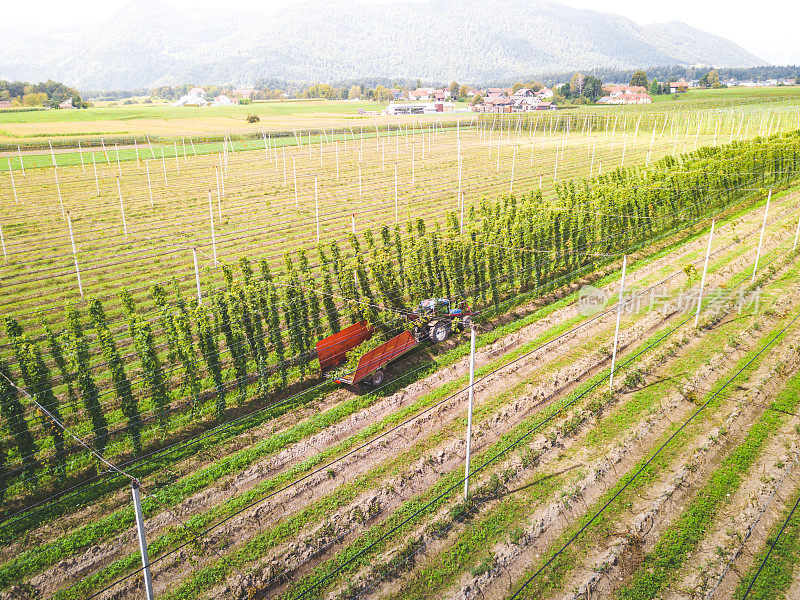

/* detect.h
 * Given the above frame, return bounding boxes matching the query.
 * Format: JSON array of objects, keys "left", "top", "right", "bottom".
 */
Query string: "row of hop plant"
[{"left": 0, "top": 129, "right": 799, "bottom": 507}]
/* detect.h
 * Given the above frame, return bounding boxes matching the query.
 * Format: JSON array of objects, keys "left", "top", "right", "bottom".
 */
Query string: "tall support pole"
[
  {"left": 54, "top": 168, "right": 65, "bottom": 220},
  {"left": 145, "top": 160, "right": 153, "bottom": 208},
  {"left": 78, "top": 140, "right": 86, "bottom": 174},
  {"left": 17, "top": 146, "right": 25, "bottom": 176},
  {"left": 314, "top": 176, "right": 320, "bottom": 243},
  {"left": 161, "top": 149, "right": 168, "bottom": 187},
  {"left": 283, "top": 147, "right": 287, "bottom": 186},
  {"left": 117, "top": 177, "right": 128, "bottom": 240},
  {"left": 412, "top": 143, "right": 415, "bottom": 186},
  {"left": 694, "top": 220, "right": 715, "bottom": 327},
  {"left": 215, "top": 168, "right": 223, "bottom": 220},
  {"left": 752, "top": 190, "right": 771, "bottom": 283},
  {"left": 7, "top": 160, "right": 18, "bottom": 204},
  {"left": 463, "top": 324, "right": 477, "bottom": 501},
  {"left": 131, "top": 482, "right": 155, "bottom": 600},
  {"left": 509, "top": 146, "right": 516, "bottom": 193},
  {"left": 335, "top": 141, "right": 340, "bottom": 180},
  {"left": 293, "top": 156, "right": 298, "bottom": 209},
  {"left": 208, "top": 191, "right": 218, "bottom": 266},
  {"left": 394, "top": 163, "right": 399, "bottom": 224},
  {"left": 192, "top": 247, "right": 202, "bottom": 304},
  {"left": 67, "top": 212, "right": 83, "bottom": 298},
  {"left": 92, "top": 152, "right": 100, "bottom": 196},
  {"left": 457, "top": 154, "right": 462, "bottom": 211},
  {"left": 793, "top": 215, "right": 800, "bottom": 253},
  {"left": 609, "top": 255, "right": 627, "bottom": 389},
  {"left": 0, "top": 218, "right": 6, "bottom": 262},
  {"left": 116, "top": 143, "right": 123, "bottom": 177}
]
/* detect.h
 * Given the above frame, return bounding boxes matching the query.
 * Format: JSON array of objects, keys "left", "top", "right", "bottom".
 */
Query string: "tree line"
[{"left": 0, "top": 80, "right": 86, "bottom": 109}]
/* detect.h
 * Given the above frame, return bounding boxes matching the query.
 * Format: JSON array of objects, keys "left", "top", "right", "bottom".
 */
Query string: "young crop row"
[
  {"left": 1, "top": 128, "right": 799, "bottom": 513},
  {"left": 2, "top": 109, "right": 793, "bottom": 337},
  {"left": 7, "top": 145, "right": 800, "bottom": 600}
]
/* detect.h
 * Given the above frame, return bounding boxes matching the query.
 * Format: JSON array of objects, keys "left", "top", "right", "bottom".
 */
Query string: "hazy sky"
[{"left": 7, "top": 0, "right": 799, "bottom": 65}]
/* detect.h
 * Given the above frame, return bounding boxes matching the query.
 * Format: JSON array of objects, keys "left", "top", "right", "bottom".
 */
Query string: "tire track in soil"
[
  {"left": 664, "top": 382, "right": 800, "bottom": 600},
  {"left": 11, "top": 188, "right": 800, "bottom": 599},
  {"left": 555, "top": 327, "right": 800, "bottom": 600},
  {"left": 276, "top": 248, "right": 800, "bottom": 600},
  {"left": 433, "top": 269, "right": 800, "bottom": 600}
]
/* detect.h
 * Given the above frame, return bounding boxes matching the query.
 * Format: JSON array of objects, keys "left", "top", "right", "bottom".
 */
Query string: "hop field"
[{"left": 2, "top": 94, "right": 800, "bottom": 600}]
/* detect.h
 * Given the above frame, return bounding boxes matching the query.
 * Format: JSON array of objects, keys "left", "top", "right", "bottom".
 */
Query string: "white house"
[
  {"left": 386, "top": 102, "right": 452, "bottom": 115},
  {"left": 212, "top": 94, "right": 235, "bottom": 106},
  {"left": 172, "top": 86, "right": 208, "bottom": 107}
]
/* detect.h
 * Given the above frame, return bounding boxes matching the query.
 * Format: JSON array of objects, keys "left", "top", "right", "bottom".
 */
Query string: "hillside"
[{"left": 0, "top": 0, "right": 767, "bottom": 90}]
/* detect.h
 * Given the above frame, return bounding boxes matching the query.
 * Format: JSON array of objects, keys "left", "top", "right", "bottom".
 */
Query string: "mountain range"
[{"left": 0, "top": 0, "right": 767, "bottom": 90}]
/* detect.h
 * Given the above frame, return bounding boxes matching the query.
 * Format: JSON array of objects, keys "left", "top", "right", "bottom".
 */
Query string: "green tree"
[
  {"left": 89, "top": 300, "right": 141, "bottom": 454},
  {"left": 449, "top": 81, "right": 460, "bottom": 97},
  {"left": 630, "top": 71, "right": 648, "bottom": 88},
  {"left": 649, "top": 78, "right": 661, "bottom": 95},
  {"left": 0, "top": 358, "right": 37, "bottom": 484},
  {"left": 581, "top": 76, "right": 603, "bottom": 101},
  {"left": 570, "top": 72, "right": 585, "bottom": 97},
  {"left": 65, "top": 307, "right": 109, "bottom": 456}
]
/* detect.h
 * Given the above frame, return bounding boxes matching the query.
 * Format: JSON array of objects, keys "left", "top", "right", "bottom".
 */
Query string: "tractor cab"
[{"left": 409, "top": 298, "right": 474, "bottom": 342}]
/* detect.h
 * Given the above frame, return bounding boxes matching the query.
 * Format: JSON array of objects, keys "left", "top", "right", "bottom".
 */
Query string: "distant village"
[
  {"left": 3, "top": 70, "right": 796, "bottom": 111},
  {"left": 163, "top": 72, "right": 799, "bottom": 115}
]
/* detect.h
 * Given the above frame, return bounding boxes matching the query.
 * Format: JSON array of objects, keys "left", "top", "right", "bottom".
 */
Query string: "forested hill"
[{"left": 0, "top": 0, "right": 766, "bottom": 90}]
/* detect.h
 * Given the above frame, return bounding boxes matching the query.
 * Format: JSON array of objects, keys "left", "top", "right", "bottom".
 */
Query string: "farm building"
[
  {"left": 602, "top": 84, "right": 649, "bottom": 96},
  {"left": 471, "top": 96, "right": 514, "bottom": 113},
  {"left": 172, "top": 91, "right": 208, "bottom": 106},
  {"left": 512, "top": 88, "right": 536, "bottom": 98},
  {"left": 597, "top": 92, "right": 652, "bottom": 105},
  {"left": 0, "top": 100, "right": 12, "bottom": 109},
  {"left": 58, "top": 98, "right": 75, "bottom": 109},
  {"left": 188, "top": 87, "right": 206, "bottom": 97},
  {"left": 669, "top": 79, "right": 690, "bottom": 93},
  {"left": 408, "top": 87, "right": 436, "bottom": 101},
  {"left": 512, "top": 97, "right": 556, "bottom": 111},
  {"left": 212, "top": 94, "right": 235, "bottom": 106},
  {"left": 535, "top": 87, "right": 554, "bottom": 99},
  {"left": 386, "top": 102, "right": 452, "bottom": 115},
  {"left": 485, "top": 87, "right": 511, "bottom": 98}
]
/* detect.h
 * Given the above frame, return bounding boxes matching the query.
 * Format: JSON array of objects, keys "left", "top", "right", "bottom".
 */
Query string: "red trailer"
[
  {"left": 316, "top": 321, "right": 374, "bottom": 370},
  {"left": 316, "top": 297, "right": 470, "bottom": 387},
  {"left": 334, "top": 330, "right": 418, "bottom": 387}
]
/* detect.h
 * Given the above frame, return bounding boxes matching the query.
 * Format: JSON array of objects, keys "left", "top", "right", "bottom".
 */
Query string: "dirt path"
[{"left": 7, "top": 187, "right": 800, "bottom": 600}]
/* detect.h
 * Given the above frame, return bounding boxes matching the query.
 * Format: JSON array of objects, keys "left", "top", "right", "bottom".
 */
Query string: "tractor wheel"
[
  {"left": 370, "top": 369, "right": 385, "bottom": 387},
  {"left": 431, "top": 321, "right": 450, "bottom": 343}
]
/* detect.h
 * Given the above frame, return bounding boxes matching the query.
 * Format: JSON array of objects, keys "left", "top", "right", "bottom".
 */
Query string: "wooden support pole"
[
  {"left": 117, "top": 176, "right": 128, "bottom": 240},
  {"left": 67, "top": 212, "right": 83, "bottom": 297},
  {"left": 7, "top": 160, "right": 18, "bottom": 204},
  {"left": 694, "top": 220, "right": 715, "bottom": 327},
  {"left": 54, "top": 167, "right": 65, "bottom": 220},
  {"left": 208, "top": 191, "right": 217, "bottom": 265},
  {"left": 463, "top": 324, "right": 476, "bottom": 501},
  {"left": 752, "top": 190, "right": 771, "bottom": 282},
  {"left": 146, "top": 160, "right": 153, "bottom": 208},
  {"left": 92, "top": 152, "right": 100, "bottom": 196},
  {"left": 609, "top": 255, "right": 627, "bottom": 389}
]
